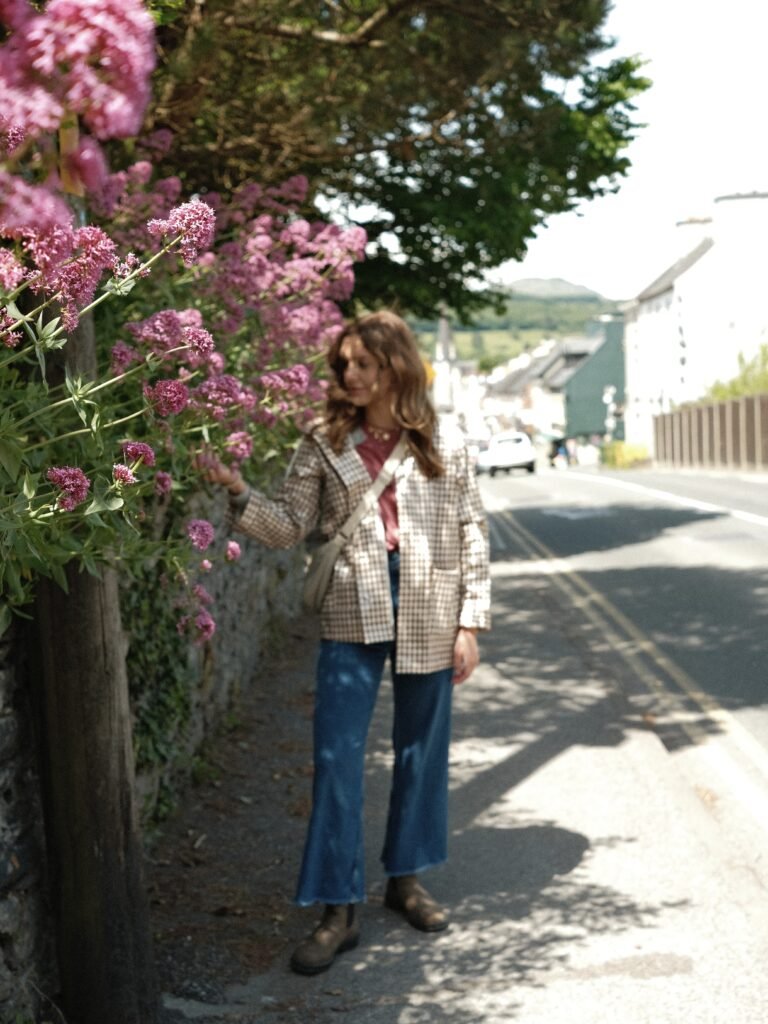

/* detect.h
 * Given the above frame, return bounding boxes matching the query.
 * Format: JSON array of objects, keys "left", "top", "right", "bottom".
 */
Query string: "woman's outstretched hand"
[
  {"left": 194, "top": 450, "right": 247, "bottom": 495},
  {"left": 452, "top": 627, "right": 479, "bottom": 685}
]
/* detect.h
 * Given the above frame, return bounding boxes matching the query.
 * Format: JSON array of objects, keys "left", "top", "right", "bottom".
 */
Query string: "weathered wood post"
[
  {"left": 28, "top": 183, "right": 159, "bottom": 1022},
  {"left": 33, "top": 565, "right": 158, "bottom": 1024}
]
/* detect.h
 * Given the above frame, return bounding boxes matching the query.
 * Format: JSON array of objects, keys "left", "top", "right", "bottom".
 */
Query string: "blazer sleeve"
[
  {"left": 231, "top": 436, "right": 324, "bottom": 549},
  {"left": 456, "top": 444, "right": 492, "bottom": 630}
]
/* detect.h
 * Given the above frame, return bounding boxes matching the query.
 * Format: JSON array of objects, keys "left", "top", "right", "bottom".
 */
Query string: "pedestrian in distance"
[{"left": 198, "top": 309, "right": 491, "bottom": 975}]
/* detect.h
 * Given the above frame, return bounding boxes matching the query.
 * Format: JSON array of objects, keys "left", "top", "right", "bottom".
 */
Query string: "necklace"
[{"left": 365, "top": 422, "right": 396, "bottom": 443}]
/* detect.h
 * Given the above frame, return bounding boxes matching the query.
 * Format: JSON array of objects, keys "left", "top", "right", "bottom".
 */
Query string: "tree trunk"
[{"left": 33, "top": 567, "right": 158, "bottom": 1024}]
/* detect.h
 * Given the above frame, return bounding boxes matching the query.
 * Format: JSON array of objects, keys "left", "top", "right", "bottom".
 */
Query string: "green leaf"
[
  {"left": 84, "top": 493, "right": 124, "bottom": 515},
  {"left": 81, "top": 552, "right": 102, "bottom": 578},
  {"left": 22, "top": 469, "right": 37, "bottom": 499},
  {"left": 0, "top": 438, "right": 23, "bottom": 481},
  {"left": 0, "top": 603, "right": 11, "bottom": 639},
  {"left": 35, "top": 342, "right": 47, "bottom": 384},
  {"left": 49, "top": 560, "right": 69, "bottom": 594},
  {"left": 102, "top": 275, "right": 137, "bottom": 296},
  {"left": 3, "top": 555, "right": 26, "bottom": 602},
  {"left": 38, "top": 315, "right": 65, "bottom": 350}
]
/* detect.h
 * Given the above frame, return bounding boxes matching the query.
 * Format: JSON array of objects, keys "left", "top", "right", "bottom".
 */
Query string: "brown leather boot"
[
  {"left": 384, "top": 874, "right": 450, "bottom": 932},
  {"left": 289, "top": 903, "right": 360, "bottom": 975}
]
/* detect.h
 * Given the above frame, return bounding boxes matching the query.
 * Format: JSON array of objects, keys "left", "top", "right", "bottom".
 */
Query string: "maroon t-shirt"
[{"left": 355, "top": 427, "right": 401, "bottom": 551}]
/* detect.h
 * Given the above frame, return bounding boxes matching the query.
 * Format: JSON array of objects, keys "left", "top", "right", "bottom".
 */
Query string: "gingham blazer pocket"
[{"left": 431, "top": 567, "right": 460, "bottom": 629}]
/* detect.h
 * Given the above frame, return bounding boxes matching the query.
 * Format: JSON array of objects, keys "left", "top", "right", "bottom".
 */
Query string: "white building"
[{"left": 623, "top": 192, "right": 768, "bottom": 454}]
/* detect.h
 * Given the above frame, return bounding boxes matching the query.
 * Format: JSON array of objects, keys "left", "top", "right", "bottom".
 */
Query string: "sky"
[{"left": 490, "top": 0, "right": 768, "bottom": 301}]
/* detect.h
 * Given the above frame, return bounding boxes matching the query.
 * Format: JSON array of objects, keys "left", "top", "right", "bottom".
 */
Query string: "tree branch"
[{"left": 263, "top": 0, "right": 422, "bottom": 47}]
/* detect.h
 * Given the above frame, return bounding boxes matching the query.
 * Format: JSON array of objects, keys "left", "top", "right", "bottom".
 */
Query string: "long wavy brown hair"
[{"left": 323, "top": 310, "right": 444, "bottom": 479}]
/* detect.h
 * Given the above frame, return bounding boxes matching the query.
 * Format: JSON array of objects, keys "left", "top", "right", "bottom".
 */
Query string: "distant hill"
[
  {"left": 413, "top": 278, "right": 619, "bottom": 372},
  {"left": 508, "top": 277, "right": 604, "bottom": 300}
]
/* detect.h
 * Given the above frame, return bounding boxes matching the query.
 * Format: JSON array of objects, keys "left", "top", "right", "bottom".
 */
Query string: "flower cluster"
[
  {"left": 0, "top": 2, "right": 367, "bottom": 648},
  {"left": 0, "top": 0, "right": 155, "bottom": 139},
  {"left": 46, "top": 465, "right": 91, "bottom": 511},
  {"left": 121, "top": 441, "right": 155, "bottom": 467},
  {"left": 0, "top": 0, "right": 156, "bottom": 230},
  {"left": 260, "top": 364, "right": 312, "bottom": 397},
  {"left": 147, "top": 199, "right": 216, "bottom": 266},
  {"left": 22, "top": 223, "right": 117, "bottom": 330},
  {"left": 186, "top": 518, "right": 215, "bottom": 552},
  {"left": 123, "top": 307, "right": 217, "bottom": 370},
  {"left": 143, "top": 379, "right": 190, "bottom": 417}
]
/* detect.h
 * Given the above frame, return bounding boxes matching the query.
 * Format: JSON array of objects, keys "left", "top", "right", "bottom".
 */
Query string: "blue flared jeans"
[{"left": 295, "top": 552, "right": 454, "bottom": 906}]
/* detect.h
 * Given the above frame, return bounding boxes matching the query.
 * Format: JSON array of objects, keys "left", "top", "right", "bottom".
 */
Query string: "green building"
[{"left": 564, "top": 315, "right": 625, "bottom": 440}]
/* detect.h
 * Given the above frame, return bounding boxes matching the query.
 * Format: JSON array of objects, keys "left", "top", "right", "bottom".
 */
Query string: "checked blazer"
[{"left": 232, "top": 419, "right": 491, "bottom": 674}]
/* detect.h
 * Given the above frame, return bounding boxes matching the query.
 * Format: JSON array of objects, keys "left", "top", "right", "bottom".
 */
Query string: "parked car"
[{"left": 475, "top": 431, "right": 536, "bottom": 476}]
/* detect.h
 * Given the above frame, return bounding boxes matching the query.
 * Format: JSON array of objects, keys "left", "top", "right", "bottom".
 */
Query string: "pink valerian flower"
[
  {"left": 192, "top": 583, "right": 213, "bottom": 606},
  {"left": 110, "top": 339, "right": 140, "bottom": 374},
  {"left": 1, "top": 306, "right": 22, "bottom": 348},
  {"left": 120, "top": 441, "right": 155, "bottom": 467},
  {"left": 46, "top": 465, "right": 90, "bottom": 511},
  {"left": 127, "top": 308, "right": 183, "bottom": 355},
  {"left": 0, "top": 115, "right": 26, "bottom": 158},
  {"left": 111, "top": 252, "right": 143, "bottom": 279},
  {"left": 21, "top": 223, "right": 116, "bottom": 330},
  {"left": 189, "top": 374, "right": 258, "bottom": 422},
  {"left": 57, "top": 225, "right": 116, "bottom": 327},
  {"left": 2, "top": 0, "right": 156, "bottom": 141},
  {"left": 125, "top": 307, "right": 216, "bottom": 367},
  {"left": 143, "top": 379, "right": 189, "bottom": 416},
  {"left": 147, "top": 199, "right": 216, "bottom": 266},
  {"left": 0, "top": 249, "right": 25, "bottom": 291},
  {"left": 181, "top": 325, "right": 216, "bottom": 367},
  {"left": 260, "top": 363, "right": 312, "bottom": 397},
  {"left": 225, "top": 540, "right": 242, "bottom": 563},
  {"left": 112, "top": 463, "right": 137, "bottom": 485},
  {"left": 92, "top": 167, "right": 182, "bottom": 245},
  {"left": 199, "top": 558, "right": 213, "bottom": 573},
  {"left": 0, "top": 171, "right": 72, "bottom": 236},
  {"left": 154, "top": 471, "right": 172, "bottom": 496},
  {"left": 193, "top": 607, "right": 216, "bottom": 644},
  {"left": 0, "top": 2, "right": 32, "bottom": 35},
  {"left": 62, "top": 136, "right": 109, "bottom": 195},
  {"left": 186, "top": 518, "right": 215, "bottom": 551},
  {"left": 224, "top": 431, "right": 252, "bottom": 463},
  {"left": 138, "top": 128, "right": 174, "bottom": 157}
]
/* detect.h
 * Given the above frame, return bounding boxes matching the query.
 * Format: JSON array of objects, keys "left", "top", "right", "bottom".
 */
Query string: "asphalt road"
[
  {"left": 164, "top": 462, "right": 768, "bottom": 1024},
  {"left": 483, "top": 463, "right": 768, "bottom": 747}
]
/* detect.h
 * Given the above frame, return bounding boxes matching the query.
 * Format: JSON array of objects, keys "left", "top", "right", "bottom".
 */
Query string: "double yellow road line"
[{"left": 490, "top": 508, "right": 768, "bottom": 832}]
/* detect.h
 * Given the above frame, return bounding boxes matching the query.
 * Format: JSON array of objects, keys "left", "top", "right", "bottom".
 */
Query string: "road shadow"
[{"left": 494, "top": 502, "right": 724, "bottom": 558}]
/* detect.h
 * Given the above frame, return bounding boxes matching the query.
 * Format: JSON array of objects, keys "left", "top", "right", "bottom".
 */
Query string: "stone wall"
[
  {"left": 134, "top": 533, "right": 307, "bottom": 817},
  {"left": 0, "top": 627, "right": 54, "bottom": 1024}
]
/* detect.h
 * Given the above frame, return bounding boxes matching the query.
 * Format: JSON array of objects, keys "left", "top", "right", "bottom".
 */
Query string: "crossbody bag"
[{"left": 302, "top": 434, "right": 408, "bottom": 613}]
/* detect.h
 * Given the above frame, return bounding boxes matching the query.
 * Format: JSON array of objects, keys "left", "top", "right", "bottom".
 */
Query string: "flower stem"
[{"left": 22, "top": 409, "right": 145, "bottom": 453}]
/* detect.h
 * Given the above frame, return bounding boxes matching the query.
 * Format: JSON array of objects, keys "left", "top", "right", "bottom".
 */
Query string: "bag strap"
[{"left": 336, "top": 433, "right": 408, "bottom": 543}]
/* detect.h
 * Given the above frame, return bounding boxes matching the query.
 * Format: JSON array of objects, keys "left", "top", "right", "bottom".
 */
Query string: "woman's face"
[{"left": 338, "top": 334, "right": 393, "bottom": 410}]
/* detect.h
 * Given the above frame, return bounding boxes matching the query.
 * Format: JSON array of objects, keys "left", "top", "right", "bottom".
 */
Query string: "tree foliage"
[
  {"left": 145, "top": 0, "right": 651, "bottom": 319},
  {"left": 704, "top": 345, "right": 768, "bottom": 402}
]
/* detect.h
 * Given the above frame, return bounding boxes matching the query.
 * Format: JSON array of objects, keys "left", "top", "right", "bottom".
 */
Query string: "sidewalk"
[{"left": 148, "top": 554, "right": 768, "bottom": 1023}]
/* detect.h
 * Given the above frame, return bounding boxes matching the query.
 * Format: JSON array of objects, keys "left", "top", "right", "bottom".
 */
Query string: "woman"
[{"left": 202, "top": 310, "right": 491, "bottom": 974}]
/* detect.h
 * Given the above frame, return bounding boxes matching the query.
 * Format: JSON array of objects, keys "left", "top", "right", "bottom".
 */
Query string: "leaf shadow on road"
[
  {"left": 489, "top": 502, "right": 768, "bottom": 742},
  {"left": 310, "top": 560, "right": 694, "bottom": 1024},
  {"left": 505, "top": 503, "right": 725, "bottom": 557}
]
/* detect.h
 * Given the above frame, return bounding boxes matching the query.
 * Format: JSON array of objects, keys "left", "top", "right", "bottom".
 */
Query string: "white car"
[{"left": 476, "top": 431, "right": 536, "bottom": 476}]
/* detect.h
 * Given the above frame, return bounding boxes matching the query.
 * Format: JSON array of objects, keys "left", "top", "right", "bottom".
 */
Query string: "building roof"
[
  {"left": 486, "top": 337, "right": 600, "bottom": 396},
  {"left": 636, "top": 237, "right": 714, "bottom": 303}
]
